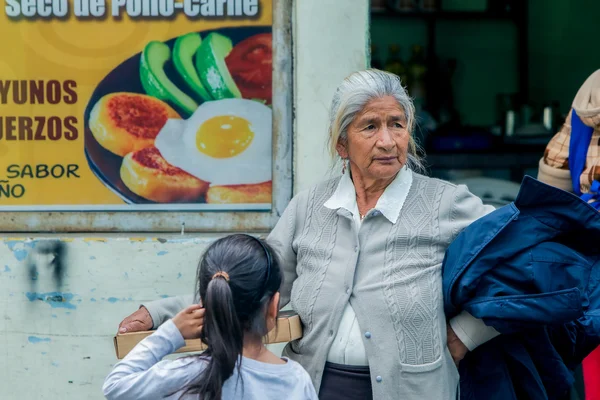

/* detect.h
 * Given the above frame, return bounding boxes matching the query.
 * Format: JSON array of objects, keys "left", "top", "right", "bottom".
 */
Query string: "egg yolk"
[{"left": 196, "top": 116, "right": 254, "bottom": 158}]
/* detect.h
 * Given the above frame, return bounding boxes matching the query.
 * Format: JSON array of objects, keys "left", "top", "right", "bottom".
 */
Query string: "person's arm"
[
  {"left": 145, "top": 294, "right": 196, "bottom": 329},
  {"left": 119, "top": 294, "right": 196, "bottom": 333},
  {"left": 104, "top": 317, "right": 203, "bottom": 399},
  {"left": 266, "top": 194, "right": 303, "bottom": 309},
  {"left": 442, "top": 184, "right": 500, "bottom": 358}
]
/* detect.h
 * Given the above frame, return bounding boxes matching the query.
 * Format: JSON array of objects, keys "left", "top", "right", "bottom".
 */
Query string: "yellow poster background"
[{"left": 0, "top": 0, "right": 272, "bottom": 208}]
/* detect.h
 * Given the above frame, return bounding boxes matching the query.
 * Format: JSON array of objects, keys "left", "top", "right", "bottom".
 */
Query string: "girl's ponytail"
[{"left": 183, "top": 274, "right": 243, "bottom": 400}]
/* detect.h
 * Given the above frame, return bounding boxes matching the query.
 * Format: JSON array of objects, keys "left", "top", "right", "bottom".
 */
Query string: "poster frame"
[{"left": 0, "top": 0, "right": 293, "bottom": 233}]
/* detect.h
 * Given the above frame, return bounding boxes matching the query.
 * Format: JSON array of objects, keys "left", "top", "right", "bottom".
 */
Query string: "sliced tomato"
[{"left": 225, "top": 33, "right": 272, "bottom": 104}]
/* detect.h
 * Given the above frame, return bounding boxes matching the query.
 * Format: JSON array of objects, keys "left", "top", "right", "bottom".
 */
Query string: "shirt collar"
[{"left": 324, "top": 166, "right": 413, "bottom": 224}]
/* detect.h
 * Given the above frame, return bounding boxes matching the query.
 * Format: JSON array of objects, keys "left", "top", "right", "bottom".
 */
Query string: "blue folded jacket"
[{"left": 443, "top": 176, "right": 600, "bottom": 400}]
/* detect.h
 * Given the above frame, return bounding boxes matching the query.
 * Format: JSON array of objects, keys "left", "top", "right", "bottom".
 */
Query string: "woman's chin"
[{"left": 367, "top": 164, "right": 403, "bottom": 180}]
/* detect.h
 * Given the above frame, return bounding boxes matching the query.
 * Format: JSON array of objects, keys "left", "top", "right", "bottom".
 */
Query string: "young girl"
[{"left": 103, "top": 234, "right": 318, "bottom": 400}]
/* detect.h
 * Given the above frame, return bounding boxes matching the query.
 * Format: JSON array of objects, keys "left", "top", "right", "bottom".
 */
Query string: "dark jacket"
[{"left": 442, "top": 176, "right": 600, "bottom": 400}]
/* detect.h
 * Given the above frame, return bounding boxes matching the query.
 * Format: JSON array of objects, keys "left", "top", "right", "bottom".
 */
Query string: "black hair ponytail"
[
  {"left": 179, "top": 234, "right": 283, "bottom": 400},
  {"left": 193, "top": 276, "right": 242, "bottom": 400}
]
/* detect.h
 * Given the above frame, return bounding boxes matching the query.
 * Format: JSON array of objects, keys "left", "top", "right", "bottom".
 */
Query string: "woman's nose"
[{"left": 377, "top": 127, "right": 394, "bottom": 148}]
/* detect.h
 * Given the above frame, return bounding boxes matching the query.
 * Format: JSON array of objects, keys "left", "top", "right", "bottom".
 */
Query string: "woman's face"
[{"left": 337, "top": 96, "right": 410, "bottom": 182}]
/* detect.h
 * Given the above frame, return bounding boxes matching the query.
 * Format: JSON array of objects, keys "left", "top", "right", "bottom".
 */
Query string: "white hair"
[{"left": 327, "top": 69, "right": 424, "bottom": 172}]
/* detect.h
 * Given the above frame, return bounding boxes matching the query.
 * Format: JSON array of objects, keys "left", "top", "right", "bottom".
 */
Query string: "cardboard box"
[{"left": 114, "top": 310, "right": 302, "bottom": 359}]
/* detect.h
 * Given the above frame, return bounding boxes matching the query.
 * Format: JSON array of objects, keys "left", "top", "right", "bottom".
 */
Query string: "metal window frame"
[{"left": 0, "top": 0, "right": 293, "bottom": 233}]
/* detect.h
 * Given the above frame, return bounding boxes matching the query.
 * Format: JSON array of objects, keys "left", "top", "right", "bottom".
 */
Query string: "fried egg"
[{"left": 154, "top": 98, "right": 271, "bottom": 185}]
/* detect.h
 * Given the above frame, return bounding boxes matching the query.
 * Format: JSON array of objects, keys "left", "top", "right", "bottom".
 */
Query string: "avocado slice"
[
  {"left": 173, "top": 33, "right": 213, "bottom": 102},
  {"left": 195, "top": 33, "right": 242, "bottom": 100},
  {"left": 140, "top": 41, "right": 198, "bottom": 115}
]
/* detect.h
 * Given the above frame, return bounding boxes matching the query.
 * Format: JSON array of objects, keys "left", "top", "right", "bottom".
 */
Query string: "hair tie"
[{"left": 211, "top": 271, "right": 230, "bottom": 282}]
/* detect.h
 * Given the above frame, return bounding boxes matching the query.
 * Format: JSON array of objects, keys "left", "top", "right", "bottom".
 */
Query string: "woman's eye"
[
  {"left": 365, "top": 125, "right": 376, "bottom": 130},
  {"left": 393, "top": 122, "right": 404, "bottom": 128}
]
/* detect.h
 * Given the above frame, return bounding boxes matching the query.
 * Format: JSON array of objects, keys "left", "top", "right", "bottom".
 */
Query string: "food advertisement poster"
[{"left": 0, "top": 0, "right": 273, "bottom": 211}]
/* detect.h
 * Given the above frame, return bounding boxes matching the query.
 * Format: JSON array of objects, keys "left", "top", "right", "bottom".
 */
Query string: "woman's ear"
[
  {"left": 266, "top": 292, "right": 280, "bottom": 331},
  {"left": 336, "top": 139, "right": 349, "bottom": 159}
]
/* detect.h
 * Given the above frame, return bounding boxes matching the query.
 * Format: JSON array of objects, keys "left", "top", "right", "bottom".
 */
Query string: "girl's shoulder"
[
  {"left": 280, "top": 358, "right": 312, "bottom": 381},
  {"left": 280, "top": 357, "right": 303, "bottom": 369}
]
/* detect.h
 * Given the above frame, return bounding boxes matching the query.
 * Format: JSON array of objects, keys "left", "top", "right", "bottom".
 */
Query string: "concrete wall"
[
  {"left": 0, "top": 1, "right": 369, "bottom": 399},
  {"left": 293, "top": 0, "right": 369, "bottom": 192}
]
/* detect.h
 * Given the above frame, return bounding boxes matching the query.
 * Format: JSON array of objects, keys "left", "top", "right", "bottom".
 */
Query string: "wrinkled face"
[{"left": 337, "top": 96, "right": 410, "bottom": 181}]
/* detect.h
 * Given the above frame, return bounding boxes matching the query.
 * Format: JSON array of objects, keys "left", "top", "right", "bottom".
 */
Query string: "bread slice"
[
  {"left": 89, "top": 92, "right": 180, "bottom": 157},
  {"left": 120, "top": 147, "right": 209, "bottom": 203},
  {"left": 206, "top": 181, "right": 272, "bottom": 204}
]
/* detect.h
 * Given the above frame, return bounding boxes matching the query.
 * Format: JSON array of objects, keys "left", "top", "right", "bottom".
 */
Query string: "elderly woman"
[{"left": 118, "top": 69, "right": 499, "bottom": 399}]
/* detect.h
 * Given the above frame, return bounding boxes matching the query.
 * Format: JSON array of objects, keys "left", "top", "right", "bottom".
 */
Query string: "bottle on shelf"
[
  {"left": 407, "top": 44, "right": 427, "bottom": 112},
  {"left": 370, "top": 0, "right": 387, "bottom": 12},
  {"left": 394, "top": 0, "right": 417, "bottom": 11},
  {"left": 370, "top": 44, "right": 384, "bottom": 70},
  {"left": 384, "top": 44, "right": 408, "bottom": 86},
  {"left": 419, "top": 0, "right": 437, "bottom": 11}
]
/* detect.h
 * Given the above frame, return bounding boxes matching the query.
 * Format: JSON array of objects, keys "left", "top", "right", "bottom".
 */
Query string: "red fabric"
[{"left": 584, "top": 346, "right": 600, "bottom": 400}]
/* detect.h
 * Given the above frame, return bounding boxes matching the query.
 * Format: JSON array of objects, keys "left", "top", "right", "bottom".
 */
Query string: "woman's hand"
[
  {"left": 172, "top": 304, "right": 205, "bottom": 340},
  {"left": 118, "top": 306, "right": 153, "bottom": 333},
  {"left": 446, "top": 323, "right": 468, "bottom": 366}
]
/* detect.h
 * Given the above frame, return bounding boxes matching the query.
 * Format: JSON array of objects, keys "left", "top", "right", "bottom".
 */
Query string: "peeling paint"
[
  {"left": 4, "top": 265, "right": 10, "bottom": 272},
  {"left": 161, "top": 238, "right": 198, "bottom": 244},
  {"left": 89, "top": 256, "right": 96, "bottom": 260},
  {"left": 157, "top": 251, "right": 168, "bottom": 256},
  {"left": 106, "top": 297, "right": 133, "bottom": 303},
  {"left": 177, "top": 273, "right": 182, "bottom": 279},
  {"left": 83, "top": 238, "right": 107, "bottom": 243},
  {"left": 28, "top": 336, "right": 51, "bottom": 344},
  {"left": 25, "top": 292, "right": 77, "bottom": 309},
  {"left": 6, "top": 240, "right": 36, "bottom": 261},
  {"left": 90, "top": 298, "right": 96, "bottom": 302}
]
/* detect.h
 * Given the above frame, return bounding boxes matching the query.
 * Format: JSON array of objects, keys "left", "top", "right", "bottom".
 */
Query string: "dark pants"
[{"left": 318, "top": 362, "right": 373, "bottom": 400}]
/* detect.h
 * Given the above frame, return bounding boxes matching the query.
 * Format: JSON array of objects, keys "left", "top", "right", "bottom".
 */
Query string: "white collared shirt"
[
  {"left": 323, "top": 167, "right": 499, "bottom": 366},
  {"left": 324, "top": 167, "right": 413, "bottom": 366}
]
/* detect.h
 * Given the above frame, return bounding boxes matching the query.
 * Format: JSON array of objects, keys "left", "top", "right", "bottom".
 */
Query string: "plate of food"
[{"left": 84, "top": 26, "right": 273, "bottom": 207}]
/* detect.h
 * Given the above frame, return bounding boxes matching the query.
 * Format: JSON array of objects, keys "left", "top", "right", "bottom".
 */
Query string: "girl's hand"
[{"left": 172, "top": 304, "right": 205, "bottom": 339}]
